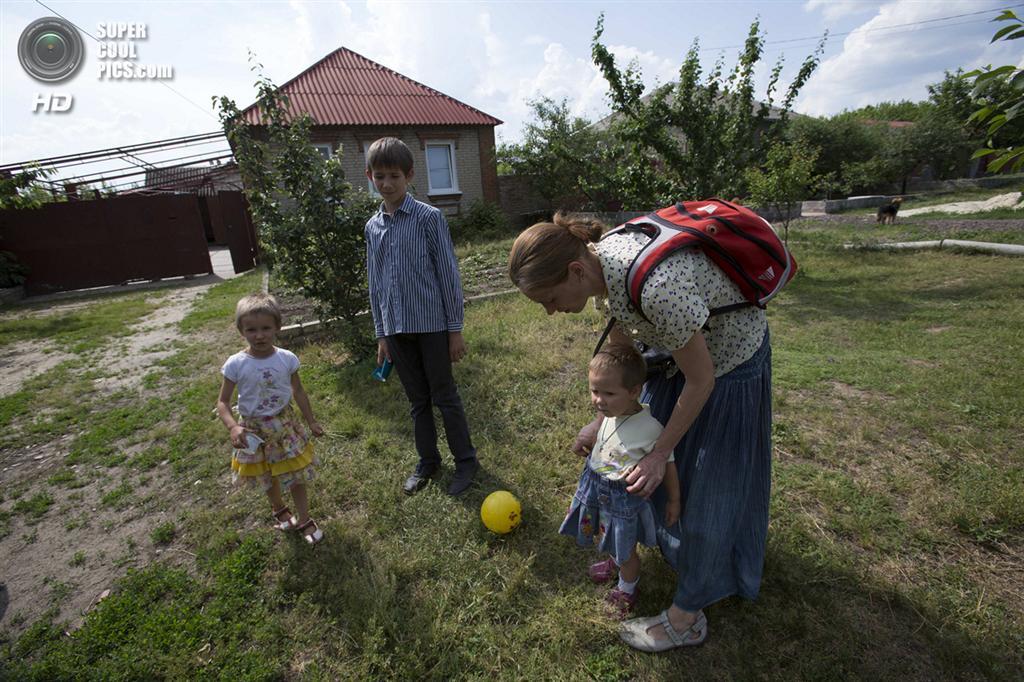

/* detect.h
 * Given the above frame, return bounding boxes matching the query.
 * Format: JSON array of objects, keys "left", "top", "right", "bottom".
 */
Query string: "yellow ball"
[{"left": 481, "top": 490, "right": 522, "bottom": 534}]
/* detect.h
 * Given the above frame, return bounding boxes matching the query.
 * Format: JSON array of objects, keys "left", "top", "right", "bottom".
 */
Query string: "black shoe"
[
  {"left": 447, "top": 458, "right": 479, "bottom": 497},
  {"left": 403, "top": 466, "right": 438, "bottom": 495}
]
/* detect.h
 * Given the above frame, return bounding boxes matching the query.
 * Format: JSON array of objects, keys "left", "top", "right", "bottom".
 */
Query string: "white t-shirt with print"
[
  {"left": 221, "top": 347, "right": 299, "bottom": 418},
  {"left": 588, "top": 404, "right": 672, "bottom": 481},
  {"left": 593, "top": 231, "right": 767, "bottom": 377}
]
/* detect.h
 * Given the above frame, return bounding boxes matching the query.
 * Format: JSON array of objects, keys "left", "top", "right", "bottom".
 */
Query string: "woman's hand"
[
  {"left": 625, "top": 448, "right": 670, "bottom": 498},
  {"left": 571, "top": 418, "right": 601, "bottom": 457}
]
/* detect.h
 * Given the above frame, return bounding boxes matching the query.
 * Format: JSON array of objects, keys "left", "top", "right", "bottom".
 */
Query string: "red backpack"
[
  {"left": 606, "top": 198, "right": 797, "bottom": 320},
  {"left": 593, "top": 198, "right": 796, "bottom": 361}
]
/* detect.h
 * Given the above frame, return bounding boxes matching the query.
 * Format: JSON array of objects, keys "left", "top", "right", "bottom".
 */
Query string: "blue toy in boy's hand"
[{"left": 372, "top": 358, "right": 393, "bottom": 382}]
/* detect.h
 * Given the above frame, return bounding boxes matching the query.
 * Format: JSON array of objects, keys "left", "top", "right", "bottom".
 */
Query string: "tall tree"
[{"left": 590, "top": 13, "right": 825, "bottom": 205}]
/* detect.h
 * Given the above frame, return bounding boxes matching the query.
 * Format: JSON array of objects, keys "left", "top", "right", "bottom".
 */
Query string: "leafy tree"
[
  {"left": 786, "top": 114, "right": 885, "bottom": 194},
  {"left": 497, "top": 97, "right": 619, "bottom": 210},
  {"left": 590, "top": 13, "right": 825, "bottom": 205},
  {"left": 847, "top": 100, "right": 926, "bottom": 122},
  {"left": 214, "top": 60, "right": 378, "bottom": 354},
  {"left": 967, "top": 10, "right": 1024, "bottom": 173},
  {"left": 743, "top": 141, "right": 818, "bottom": 242}
]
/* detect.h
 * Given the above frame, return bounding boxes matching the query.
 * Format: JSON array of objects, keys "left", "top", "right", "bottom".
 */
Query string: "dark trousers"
[{"left": 385, "top": 331, "right": 476, "bottom": 470}]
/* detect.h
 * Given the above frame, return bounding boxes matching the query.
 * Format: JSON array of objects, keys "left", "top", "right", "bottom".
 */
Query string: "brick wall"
[{"left": 309, "top": 126, "right": 492, "bottom": 216}]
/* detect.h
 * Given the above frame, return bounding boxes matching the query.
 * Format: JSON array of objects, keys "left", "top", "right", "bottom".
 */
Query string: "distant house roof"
[
  {"left": 591, "top": 84, "right": 797, "bottom": 131},
  {"left": 241, "top": 47, "right": 502, "bottom": 127},
  {"left": 144, "top": 162, "right": 239, "bottom": 195},
  {"left": 863, "top": 119, "right": 915, "bottom": 129}
]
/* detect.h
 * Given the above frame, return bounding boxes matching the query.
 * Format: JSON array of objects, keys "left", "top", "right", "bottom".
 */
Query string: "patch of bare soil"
[
  {"left": 0, "top": 281, "right": 219, "bottom": 635},
  {"left": 93, "top": 288, "right": 198, "bottom": 394},
  {"left": 0, "top": 341, "right": 74, "bottom": 398}
]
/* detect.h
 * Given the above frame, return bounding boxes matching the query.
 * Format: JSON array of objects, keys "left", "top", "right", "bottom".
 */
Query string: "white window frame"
[
  {"left": 313, "top": 143, "right": 333, "bottom": 161},
  {"left": 424, "top": 141, "right": 459, "bottom": 196}
]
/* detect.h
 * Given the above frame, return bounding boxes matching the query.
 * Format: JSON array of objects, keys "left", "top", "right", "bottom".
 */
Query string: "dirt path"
[{"left": 0, "top": 280, "right": 219, "bottom": 634}]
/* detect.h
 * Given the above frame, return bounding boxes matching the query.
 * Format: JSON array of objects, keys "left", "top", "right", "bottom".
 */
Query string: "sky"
[{"left": 1, "top": 0, "right": 1021, "bottom": 184}]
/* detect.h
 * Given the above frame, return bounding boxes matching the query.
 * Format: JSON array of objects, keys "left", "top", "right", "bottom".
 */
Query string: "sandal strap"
[
  {"left": 273, "top": 507, "right": 294, "bottom": 521},
  {"left": 658, "top": 610, "right": 706, "bottom": 646}
]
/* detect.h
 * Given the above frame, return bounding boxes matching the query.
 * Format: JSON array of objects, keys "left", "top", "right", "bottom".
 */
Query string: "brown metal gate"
[
  {"left": 217, "top": 191, "right": 259, "bottom": 274},
  {"left": 1, "top": 194, "right": 211, "bottom": 295}
]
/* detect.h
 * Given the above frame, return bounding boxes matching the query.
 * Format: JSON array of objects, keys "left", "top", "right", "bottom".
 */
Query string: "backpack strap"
[
  {"left": 593, "top": 317, "right": 617, "bottom": 357},
  {"left": 609, "top": 214, "right": 751, "bottom": 323}
]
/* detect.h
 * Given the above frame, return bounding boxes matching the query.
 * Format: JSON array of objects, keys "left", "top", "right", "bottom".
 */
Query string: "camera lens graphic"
[{"left": 18, "top": 17, "right": 84, "bottom": 83}]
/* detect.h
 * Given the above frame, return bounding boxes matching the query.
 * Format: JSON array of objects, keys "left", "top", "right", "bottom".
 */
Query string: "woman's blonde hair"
[
  {"left": 508, "top": 211, "right": 606, "bottom": 294},
  {"left": 235, "top": 293, "right": 282, "bottom": 330}
]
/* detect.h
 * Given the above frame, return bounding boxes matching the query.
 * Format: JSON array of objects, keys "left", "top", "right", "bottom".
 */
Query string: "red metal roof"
[{"left": 241, "top": 48, "right": 501, "bottom": 127}]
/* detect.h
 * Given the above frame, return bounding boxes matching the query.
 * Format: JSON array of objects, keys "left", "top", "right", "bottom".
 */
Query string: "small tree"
[
  {"left": 591, "top": 14, "right": 825, "bottom": 205},
  {"left": 743, "top": 141, "right": 817, "bottom": 242},
  {"left": 214, "top": 60, "right": 378, "bottom": 354},
  {"left": 967, "top": 10, "right": 1024, "bottom": 173}
]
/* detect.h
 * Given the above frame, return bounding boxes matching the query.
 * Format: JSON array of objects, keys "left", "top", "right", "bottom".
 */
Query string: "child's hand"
[
  {"left": 665, "top": 497, "right": 681, "bottom": 526},
  {"left": 308, "top": 420, "right": 325, "bottom": 437},
  {"left": 449, "top": 331, "right": 467, "bottom": 363},
  {"left": 377, "top": 339, "right": 390, "bottom": 367},
  {"left": 229, "top": 424, "right": 249, "bottom": 449}
]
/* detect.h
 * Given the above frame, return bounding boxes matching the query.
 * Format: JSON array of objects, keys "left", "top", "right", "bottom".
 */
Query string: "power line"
[
  {"left": 700, "top": 3, "right": 1024, "bottom": 52},
  {"left": 31, "top": 0, "right": 218, "bottom": 121}
]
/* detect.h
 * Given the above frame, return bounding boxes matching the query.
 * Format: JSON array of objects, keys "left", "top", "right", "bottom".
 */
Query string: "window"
[
  {"left": 425, "top": 142, "right": 458, "bottom": 195},
  {"left": 313, "top": 143, "right": 333, "bottom": 160}
]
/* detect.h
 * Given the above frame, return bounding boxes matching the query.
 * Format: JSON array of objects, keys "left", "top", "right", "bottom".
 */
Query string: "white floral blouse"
[{"left": 593, "top": 230, "right": 767, "bottom": 377}]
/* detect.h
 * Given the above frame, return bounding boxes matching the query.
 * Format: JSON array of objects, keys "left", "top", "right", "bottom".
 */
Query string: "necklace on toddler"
[{"left": 595, "top": 406, "right": 642, "bottom": 454}]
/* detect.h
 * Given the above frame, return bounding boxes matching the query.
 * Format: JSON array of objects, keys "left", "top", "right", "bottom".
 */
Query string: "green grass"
[
  {"left": 0, "top": 294, "right": 158, "bottom": 353},
  {"left": 2, "top": 230, "right": 1023, "bottom": 679}
]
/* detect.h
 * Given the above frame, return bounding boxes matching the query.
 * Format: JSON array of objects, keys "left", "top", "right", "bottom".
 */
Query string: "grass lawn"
[{"left": 1, "top": 217, "right": 1022, "bottom": 680}]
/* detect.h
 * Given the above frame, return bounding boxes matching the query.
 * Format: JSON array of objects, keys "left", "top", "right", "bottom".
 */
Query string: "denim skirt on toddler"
[{"left": 559, "top": 464, "right": 659, "bottom": 566}]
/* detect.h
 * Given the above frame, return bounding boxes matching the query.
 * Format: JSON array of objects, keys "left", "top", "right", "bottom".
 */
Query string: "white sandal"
[
  {"left": 619, "top": 609, "right": 707, "bottom": 652},
  {"left": 271, "top": 506, "right": 298, "bottom": 531},
  {"left": 297, "top": 518, "right": 324, "bottom": 546}
]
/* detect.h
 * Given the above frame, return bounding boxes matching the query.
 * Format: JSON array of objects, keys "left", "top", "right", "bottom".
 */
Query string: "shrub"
[{"left": 447, "top": 200, "right": 511, "bottom": 243}]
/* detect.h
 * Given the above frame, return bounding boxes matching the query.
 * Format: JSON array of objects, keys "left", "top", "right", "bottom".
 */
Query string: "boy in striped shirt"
[{"left": 364, "top": 137, "right": 479, "bottom": 497}]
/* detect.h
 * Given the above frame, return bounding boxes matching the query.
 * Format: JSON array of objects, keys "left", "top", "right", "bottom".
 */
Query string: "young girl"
[
  {"left": 216, "top": 293, "right": 325, "bottom": 545},
  {"left": 560, "top": 345, "right": 680, "bottom": 616}
]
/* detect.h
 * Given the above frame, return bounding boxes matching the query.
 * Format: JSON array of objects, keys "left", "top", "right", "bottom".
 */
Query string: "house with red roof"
[{"left": 241, "top": 48, "right": 502, "bottom": 216}]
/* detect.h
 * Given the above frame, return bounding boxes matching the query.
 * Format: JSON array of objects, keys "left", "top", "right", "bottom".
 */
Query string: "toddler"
[
  {"left": 216, "top": 293, "right": 325, "bottom": 545},
  {"left": 560, "top": 345, "right": 680, "bottom": 615}
]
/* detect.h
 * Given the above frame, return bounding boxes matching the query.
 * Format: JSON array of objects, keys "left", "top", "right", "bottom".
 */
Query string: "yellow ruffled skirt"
[{"left": 230, "top": 404, "right": 317, "bottom": 492}]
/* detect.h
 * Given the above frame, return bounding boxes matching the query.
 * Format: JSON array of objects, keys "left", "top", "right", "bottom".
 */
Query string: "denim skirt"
[
  {"left": 559, "top": 465, "right": 659, "bottom": 566},
  {"left": 643, "top": 330, "right": 772, "bottom": 611}
]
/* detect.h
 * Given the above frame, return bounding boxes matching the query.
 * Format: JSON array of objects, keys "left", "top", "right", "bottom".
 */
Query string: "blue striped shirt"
[{"left": 365, "top": 193, "right": 464, "bottom": 339}]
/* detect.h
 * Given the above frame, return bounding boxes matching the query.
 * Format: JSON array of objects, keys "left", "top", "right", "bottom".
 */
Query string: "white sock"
[{"left": 617, "top": 575, "right": 639, "bottom": 594}]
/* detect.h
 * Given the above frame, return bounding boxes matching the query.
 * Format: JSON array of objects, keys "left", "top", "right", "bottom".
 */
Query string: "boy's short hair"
[
  {"left": 589, "top": 344, "right": 647, "bottom": 389},
  {"left": 235, "top": 293, "right": 282, "bottom": 330},
  {"left": 365, "top": 137, "right": 414, "bottom": 174}
]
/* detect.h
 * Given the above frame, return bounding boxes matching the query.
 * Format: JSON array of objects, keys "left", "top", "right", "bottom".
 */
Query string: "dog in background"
[{"left": 876, "top": 197, "right": 903, "bottom": 224}]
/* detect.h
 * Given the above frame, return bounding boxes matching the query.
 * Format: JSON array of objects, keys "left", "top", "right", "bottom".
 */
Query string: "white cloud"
[
  {"left": 796, "top": 0, "right": 1007, "bottom": 116},
  {"left": 803, "top": 0, "right": 881, "bottom": 24}
]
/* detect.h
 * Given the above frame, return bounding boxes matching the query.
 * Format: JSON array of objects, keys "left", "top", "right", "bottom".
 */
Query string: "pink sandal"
[
  {"left": 605, "top": 588, "right": 638, "bottom": 618},
  {"left": 588, "top": 557, "right": 617, "bottom": 584}
]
